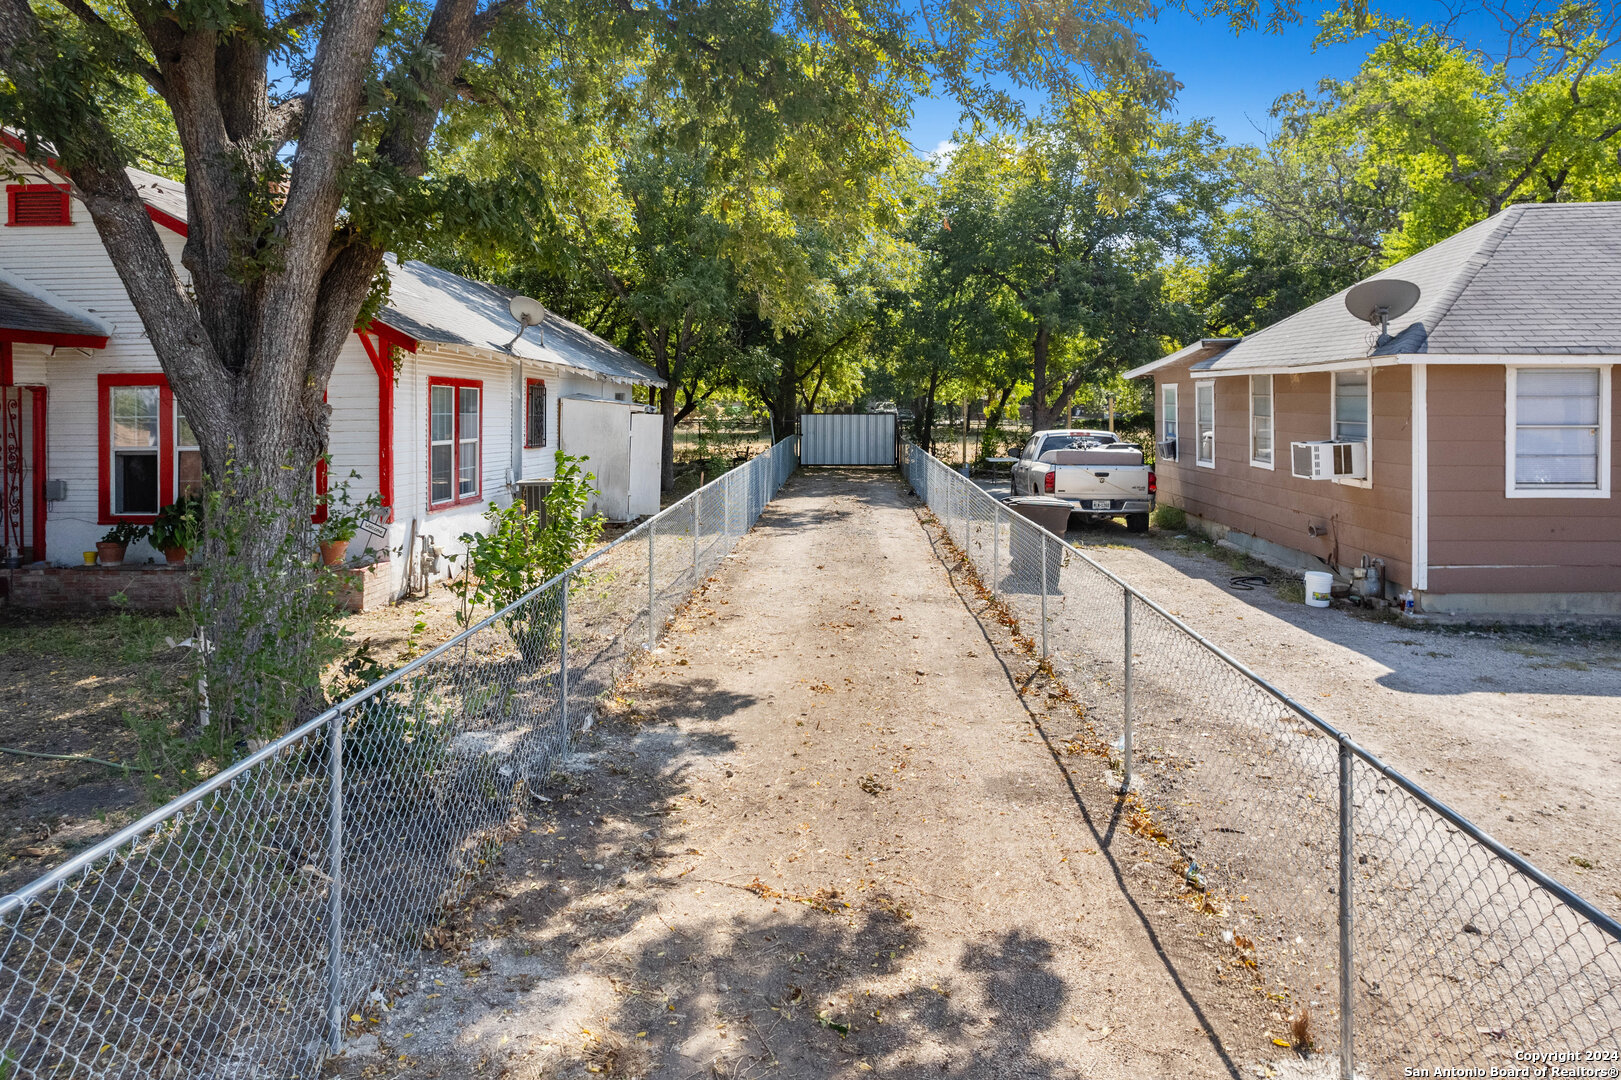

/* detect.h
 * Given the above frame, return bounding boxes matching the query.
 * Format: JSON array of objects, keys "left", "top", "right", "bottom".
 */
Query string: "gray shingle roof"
[
  {"left": 376, "top": 259, "right": 665, "bottom": 387},
  {"left": 1123, "top": 337, "right": 1239, "bottom": 379},
  {"left": 127, "top": 166, "right": 187, "bottom": 225},
  {"left": 1201, "top": 202, "right": 1621, "bottom": 374},
  {"left": 0, "top": 269, "right": 113, "bottom": 340}
]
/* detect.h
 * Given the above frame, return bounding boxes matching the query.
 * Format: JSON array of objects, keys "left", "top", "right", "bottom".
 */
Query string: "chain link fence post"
[
  {"left": 1122, "top": 589, "right": 1134, "bottom": 793},
  {"left": 560, "top": 574, "right": 570, "bottom": 735},
  {"left": 991, "top": 502, "right": 1000, "bottom": 597},
  {"left": 1040, "top": 534, "right": 1049, "bottom": 659},
  {"left": 325, "top": 708, "right": 345, "bottom": 1054},
  {"left": 647, "top": 527, "right": 656, "bottom": 652},
  {"left": 691, "top": 493, "right": 699, "bottom": 584},
  {"left": 1340, "top": 734, "right": 1355, "bottom": 1080}
]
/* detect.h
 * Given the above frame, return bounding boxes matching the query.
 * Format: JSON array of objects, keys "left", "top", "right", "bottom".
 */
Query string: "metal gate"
[{"left": 799, "top": 413, "right": 897, "bottom": 466}]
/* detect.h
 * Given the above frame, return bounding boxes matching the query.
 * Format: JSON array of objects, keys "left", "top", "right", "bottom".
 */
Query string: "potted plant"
[
  {"left": 317, "top": 474, "right": 385, "bottom": 567},
  {"left": 96, "top": 522, "right": 147, "bottom": 566},
  {"left": 150, "top": 494, "right": 202, "bottom": 564}
]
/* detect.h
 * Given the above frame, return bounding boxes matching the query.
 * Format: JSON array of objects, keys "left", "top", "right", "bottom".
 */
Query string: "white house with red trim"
[{"left": 1, "top": 135, "right": 665, "bottom": 601}]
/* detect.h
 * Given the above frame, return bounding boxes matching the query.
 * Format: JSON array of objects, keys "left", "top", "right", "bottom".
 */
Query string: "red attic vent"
[{"left": 6, "top": 185, "right": 71, "bottom": 226}]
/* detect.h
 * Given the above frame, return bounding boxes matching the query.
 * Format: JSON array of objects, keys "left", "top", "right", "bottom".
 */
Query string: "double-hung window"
[
  {"left": 1508, "top": 367, "right": 1610, "bottom": 497},
  {"left": 1160, "top": 384, "right": 1179, "bottom": 461},
  {"left": 111, "top": 384, "right": 162, "bottom": 516},
  {"left": 1333, "top": 371, "right": 1369, "bottom": 442},
  {"left": 1250, "top": 375, "right": 1274, "bottom": 467},
  {"left": 430, "top": 378, "right": 482, "bottom": 507},
  {"left": 176, "top": 406, "right": 203, "bottom": 496},
  {"left": 1195, "top": 381, "right": 1215, "bottom": 467}
]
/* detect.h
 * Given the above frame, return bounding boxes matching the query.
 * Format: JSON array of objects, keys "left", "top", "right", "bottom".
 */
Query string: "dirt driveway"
[
  {"left": 332, "top": 470, "right": 1307, "bottom": 1080},
  {"left": 1047, "top": 520, "right": 1621, "bottom": 921}
]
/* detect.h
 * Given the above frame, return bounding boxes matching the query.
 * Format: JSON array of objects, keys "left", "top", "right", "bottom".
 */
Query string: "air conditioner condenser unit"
[{"left": 1291, "top": 440, "right": 1368, "bottom": 480}]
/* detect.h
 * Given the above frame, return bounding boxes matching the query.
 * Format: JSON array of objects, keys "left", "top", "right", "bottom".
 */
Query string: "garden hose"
[{"left": 0, "top": 746, "right": 132, "bottom": 771}]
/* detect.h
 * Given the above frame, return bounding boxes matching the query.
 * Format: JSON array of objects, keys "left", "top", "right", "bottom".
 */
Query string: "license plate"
[{"left": 1086, "top": 500, "right": 1112, "bottom": 511}]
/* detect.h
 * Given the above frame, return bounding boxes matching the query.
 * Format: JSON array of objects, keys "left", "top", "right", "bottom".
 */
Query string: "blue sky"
[{"left": 903, "top": 1, "right": 1499, "bottom": 154}]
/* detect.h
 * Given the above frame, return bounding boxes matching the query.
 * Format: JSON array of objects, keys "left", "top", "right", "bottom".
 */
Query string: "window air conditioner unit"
[
  {"left": 1155, "top": 438, "right": 1177, "bottom": 460},
  {"left": 1291, "top": 441, "right": 1368, "bottom": 480}
]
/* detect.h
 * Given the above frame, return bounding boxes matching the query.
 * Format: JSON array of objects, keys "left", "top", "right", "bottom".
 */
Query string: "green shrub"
[
  {"left": 453, "top": 451, "right": 605, "bottom": 660},
  {"left": 1151, "top": 504, "right": 1187, "bottom": 531},
  {"left": 150, "top": 493, "right": 202, "bottom": 552}
]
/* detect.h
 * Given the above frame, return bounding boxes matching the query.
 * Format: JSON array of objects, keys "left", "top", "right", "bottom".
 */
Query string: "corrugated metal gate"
[{"left": 800, "top": 413, "right": 897, "bottom": 466}]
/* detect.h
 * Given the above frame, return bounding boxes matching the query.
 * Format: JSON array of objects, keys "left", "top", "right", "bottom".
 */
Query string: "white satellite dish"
[
  {"left": 503, "top": 295, "right": 549, "bottom": 350},
  {"left": 1345, "top": 278, "right": 1420, "bottom": 340}
]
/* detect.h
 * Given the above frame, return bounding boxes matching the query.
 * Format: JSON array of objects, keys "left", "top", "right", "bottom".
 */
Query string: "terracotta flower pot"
[
  {"left": 320, "top": 539, "right": 350, "bottom": 566},
  {"left": 95, "top": 542, "right": 127, "bottom": 567},
  {"left": 163, "top": 547, "right": 188, "bottom": 565}
]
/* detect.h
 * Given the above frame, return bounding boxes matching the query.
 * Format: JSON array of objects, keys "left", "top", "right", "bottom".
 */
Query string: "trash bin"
[
  {"left": 1003, "top": 496, "right": 1071, "bottom": 593},
  {"left": 1004, "top": 496, "right": 1073, "bottom": 536}
]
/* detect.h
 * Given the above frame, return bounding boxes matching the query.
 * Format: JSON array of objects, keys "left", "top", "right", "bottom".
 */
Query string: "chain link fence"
[
  {"left": 0, "top": 436, "right": 798, "bottom": 1080},
  {"left": 903, "top": 442, "right": 1621, "bottom": 1078}
]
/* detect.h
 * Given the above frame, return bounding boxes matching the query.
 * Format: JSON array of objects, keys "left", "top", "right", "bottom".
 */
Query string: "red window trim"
[
  {"left": 6, "top": 183, "right": 71, "bottom": 227},
  {"left": 524, "top": 377, "right": 547, "bottom": 448},
  {"left": 99, "top": 372, "right": 329, "bottom": 524},
  {"left": 97, "top": 373, "right": 174, "bottom": 525},
  {"left": 428, "top": 376, "right": 483, "bottom": 511}
]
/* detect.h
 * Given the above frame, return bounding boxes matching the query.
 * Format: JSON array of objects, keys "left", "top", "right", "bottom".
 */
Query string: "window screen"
[
  {"left": 1334, "top": 371, "right": 1369, "bottom": 441},
  {"left": 112, "top": 385, "right": 160, "bottom": 514},
  {"left": 430, "top": 384, "right": 455, "bottom": 504},
  {"left": 458, "top": 388, "right": 480, "bottom": 498},
  {"left": 176, "top": 406, "right": 203, "bottom": 495},
  {"left": 1515, "top": 368, "right": 1601, "bottom": 488},
  {"left": 1161, "top": 385, "right": 1179, "bottom": 460},
  {"left": 1195, "top": 381, "right": 1215, "bottom": 465},
  {"left": 1250, "top": 375, "right": 1273, "bottom": 464}
]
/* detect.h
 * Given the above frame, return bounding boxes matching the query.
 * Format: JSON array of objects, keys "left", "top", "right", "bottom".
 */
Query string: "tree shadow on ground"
[
  {"left": 914, "top": 504, "right": 1253, "bottom": 1080},
  {"left": 361, "top": 706, "right": 1090, "bottom": 1080}
]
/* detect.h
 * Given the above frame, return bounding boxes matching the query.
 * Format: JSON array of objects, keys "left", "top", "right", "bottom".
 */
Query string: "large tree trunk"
[
  {"left": 0, "top": 0, "right": 513, "bottom": 741},
  {"left": 660, "top": 385, "right": 678, "bottom": 491},
  {"left": 771, "top": 353, "right": 798, "bottom": 443},
  {"left": 918, "top": 365, "right": 941, "bottom": 452},
  {"left": 1030, "top": 323, "right": 1061, "bottom": 431}
]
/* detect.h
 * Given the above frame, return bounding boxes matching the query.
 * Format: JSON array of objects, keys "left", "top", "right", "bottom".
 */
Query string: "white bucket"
[{"left": 1303, "top": 570, "right": 1333, "bottom": 608}]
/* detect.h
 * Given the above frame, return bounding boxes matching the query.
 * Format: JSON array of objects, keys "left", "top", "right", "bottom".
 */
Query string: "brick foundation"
[{"left": 0, "top": 564, "right": 195, "bottom": 612}]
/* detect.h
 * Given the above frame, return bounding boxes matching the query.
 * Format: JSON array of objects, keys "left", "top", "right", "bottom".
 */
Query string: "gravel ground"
[
  {"left": 1027, "top": 506, "right": 1621, "bottom": 923},
  {"left": 328, "top": 470, "right": 1328, "bottom": 1080}
]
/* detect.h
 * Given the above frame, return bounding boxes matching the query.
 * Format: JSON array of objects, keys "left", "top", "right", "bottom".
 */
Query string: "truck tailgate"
[{"left": 1051, "top": 466, "right": 1150, "bottom": 501}]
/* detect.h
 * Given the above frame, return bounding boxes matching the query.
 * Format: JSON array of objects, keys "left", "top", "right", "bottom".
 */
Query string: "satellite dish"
[
  {"left": 1345, "top": 279, "right": 1420, "bottom": 341},
  {"left": 503, "top": 295, "right": 549, "bottom": 350}
]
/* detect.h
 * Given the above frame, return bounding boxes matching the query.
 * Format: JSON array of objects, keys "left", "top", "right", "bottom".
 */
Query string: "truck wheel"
[{"left": 1126, "top": 513, "right": 1150, "bottom": 534}]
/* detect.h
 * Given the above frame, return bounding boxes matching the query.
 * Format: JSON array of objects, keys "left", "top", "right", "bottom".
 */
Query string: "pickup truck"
[{"left": 1008, "top": 429, "right": 1156, "bottom": 532}]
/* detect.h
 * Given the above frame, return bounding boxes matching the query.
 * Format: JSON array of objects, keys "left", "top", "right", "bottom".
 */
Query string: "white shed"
[{"left": 557, "top": 396, "right": 662, "bottom": 521}]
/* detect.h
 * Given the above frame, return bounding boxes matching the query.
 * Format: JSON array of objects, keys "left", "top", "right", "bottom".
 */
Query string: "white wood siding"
[{"left": 2, "top": 145, "right": 656, "bottom": 592}]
